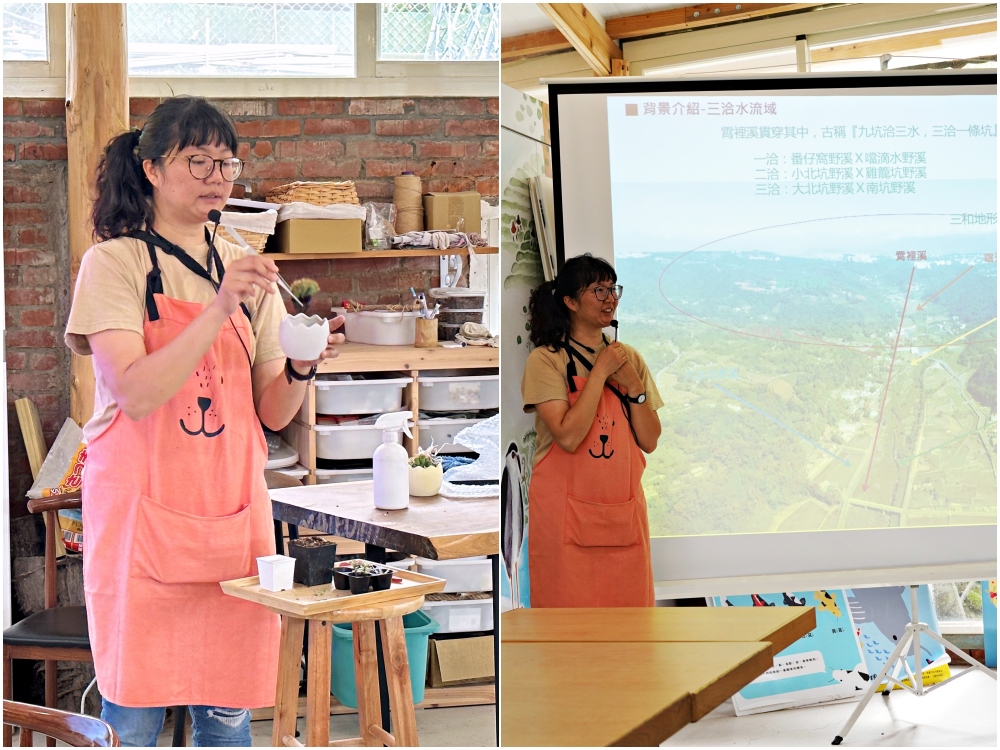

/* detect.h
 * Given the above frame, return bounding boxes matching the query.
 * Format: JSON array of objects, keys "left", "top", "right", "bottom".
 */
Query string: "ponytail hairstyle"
[
  {"left": 91, "top": 96, "right": 239, "bottom": 241},
  {"left": 527, "top": 253, "right": 617, "bottom": 350}
]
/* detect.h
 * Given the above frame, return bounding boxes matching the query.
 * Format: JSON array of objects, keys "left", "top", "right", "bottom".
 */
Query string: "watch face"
[{"left": 637, "top": 393, "right": 646, "bottom": 404}]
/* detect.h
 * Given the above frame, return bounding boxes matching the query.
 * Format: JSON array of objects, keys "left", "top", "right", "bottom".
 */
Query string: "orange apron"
[
  {"left": 528, "top": 339, "right": 655, "bottom": 607},
  {"left": 82, "top": 232, "right": 279, "bottom": 708}
]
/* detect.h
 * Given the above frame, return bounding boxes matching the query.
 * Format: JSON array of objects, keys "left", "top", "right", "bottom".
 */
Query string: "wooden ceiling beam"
[
  {"left": 809, "top": 19, "right": 997, "bottom": 63},
  {"left": 501, "top": 28, "right": 573, "bottom": 63},
  {"left": 537, "top": 3, "right": 623, "bottom": 76},
  {"left": 607, "top": 4, "right": 826, "bottom": 39}
]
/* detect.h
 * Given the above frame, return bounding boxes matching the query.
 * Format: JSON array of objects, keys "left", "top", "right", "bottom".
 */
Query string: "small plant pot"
[
  {"left": 370, "top": 570, "right": 393, "bottom": 591},
  {"left": 257, "top": 555, "right": 295, "bottom": 592},
  {"left": 332, "top": 567, "right": 352, "bottom": 591},
  {"left": 409, "top": 463, "right": 443, "bottom": 497},
  {"left": 287, "top": 538, "right": 339, "bottom": 587},
  {"left": 348, "top": 574, "right": 371, "bottom": 595},
  {"left": 279, "top": 313, "right": 329, "bottom": 361}
]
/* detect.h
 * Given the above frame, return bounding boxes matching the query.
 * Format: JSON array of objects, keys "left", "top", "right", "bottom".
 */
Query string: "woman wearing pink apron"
[
  {"left": 521, "top": 255, "right": 663, "bottom": 607},
  {"left": 65, "top": 97, "right": 343, "bottom": 746}
]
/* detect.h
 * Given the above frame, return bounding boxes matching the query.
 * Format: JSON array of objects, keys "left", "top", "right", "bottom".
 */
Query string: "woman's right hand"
[
  {"left": 594, "top": 341, "right": 629, "bottom": 381},
  {"left": 212, "top": 255, "right": 279, "bottom": 317}
]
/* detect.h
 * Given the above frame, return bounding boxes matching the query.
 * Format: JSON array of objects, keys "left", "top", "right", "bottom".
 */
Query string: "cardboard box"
[
  {"left": 269, "top": 218, "right": 363, "bottom": 254},
  {"left": 423, "top": 191, "right": 481, "bottom": 233},
  {"left": 427, "top": 635, "right": 494, "bottom": 688}
]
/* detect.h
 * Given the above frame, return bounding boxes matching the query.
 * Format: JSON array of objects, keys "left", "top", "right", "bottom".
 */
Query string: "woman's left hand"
[
  {"left": 610, "top": 360, "right": 644, "bottom": 398},
  {"left": 289, "top": 315, "right": 346, "bottom": 371}
]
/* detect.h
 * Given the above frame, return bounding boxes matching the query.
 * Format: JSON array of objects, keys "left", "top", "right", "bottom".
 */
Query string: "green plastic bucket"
[{"left": 330, "top": 610, "right": 440, "bottom": 708}]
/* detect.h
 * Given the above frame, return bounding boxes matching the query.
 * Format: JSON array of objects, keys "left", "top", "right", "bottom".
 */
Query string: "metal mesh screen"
[
  {"left": 379, "top": 3, "right": 498, "bottom": 62},
  {"left": 127, "top": 3, "right": 355, "bottom": 77},
  {"left": 3, "top": 3, "right": 47, "bottom": 61}
]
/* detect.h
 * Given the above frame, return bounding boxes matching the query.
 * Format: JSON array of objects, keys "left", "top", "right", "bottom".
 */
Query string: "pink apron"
[
  {"left": 528, "top": 339, "right": 655, "bottom": 607},
  {"left": 82, "top": 233, "right": 279, "bottom": 707}
]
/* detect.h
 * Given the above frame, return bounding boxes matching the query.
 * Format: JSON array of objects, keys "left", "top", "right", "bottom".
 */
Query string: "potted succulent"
[
  {"left": 287, "top": 537, "right": 338, "bottom": 587},
  {"left": 289, "top": 277, "right": 320, "bottom": 312},
  {"left": 346, "top": 559, "right": 378, "bottom": 595},
  {"left": 408, "top": 446, "right": 444, "bottom": 497}
]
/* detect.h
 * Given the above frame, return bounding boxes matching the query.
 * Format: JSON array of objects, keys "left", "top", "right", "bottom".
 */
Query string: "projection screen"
[{"left": 548, "top": 71, "right": 997, "bottom": 595}]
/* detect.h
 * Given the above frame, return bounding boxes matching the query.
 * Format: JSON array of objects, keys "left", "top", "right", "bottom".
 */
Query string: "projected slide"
[{"left": 606, "top": 92, "right": 997, "bottom": 537}]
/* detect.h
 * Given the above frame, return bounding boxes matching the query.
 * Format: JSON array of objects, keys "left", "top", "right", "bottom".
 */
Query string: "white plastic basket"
[
  {"left": 343, "top": 310, "right": 419, "bottom": 346},
  {"left": 314, "top": 424, "right": 383, "bottom": 461},
  {"left": 415, "top": 556, "right": 492, "bottom": 593},
  {"left": 417, "top": 418, "right": 482, "bottom": 454},
  {"left": 315, "top": 467, "right": 374, "bottom": 484},
  {"left": 314, "top": 375, "right": 410, "bottom": 416},
  {"left": 416, "top": 373, "right": 500, "bottom": 412},
  {"left": 421, "top": 597, "right": 494, "bottom": 634}
]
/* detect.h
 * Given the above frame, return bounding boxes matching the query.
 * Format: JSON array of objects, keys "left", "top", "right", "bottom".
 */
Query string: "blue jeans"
[{"left": 101, "top": 699, "right": 252, "bottom": 747}]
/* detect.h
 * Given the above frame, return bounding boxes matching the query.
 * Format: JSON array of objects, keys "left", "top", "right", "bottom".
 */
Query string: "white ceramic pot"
[
  {"left": 279, "top": 314, "right": 328, "bottom": 361},
  {"left": 408, "top": 463, "right": 443, "bottom": 497}
]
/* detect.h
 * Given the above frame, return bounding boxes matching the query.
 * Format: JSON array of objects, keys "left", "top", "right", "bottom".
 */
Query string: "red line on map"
[
  {"left": 917, "top": 265, "right": 974, "bottom": 311},
  {"left": 862, "top": 267, "right": 915, "bottom": 492}
]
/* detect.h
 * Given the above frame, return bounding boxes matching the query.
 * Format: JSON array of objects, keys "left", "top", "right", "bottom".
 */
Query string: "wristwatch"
[
  {"left": 284, "top": 357, "right": 317, "bottom": 384},
  {"left": 627, "top": 392, "right": 647, "bottom": 404}
]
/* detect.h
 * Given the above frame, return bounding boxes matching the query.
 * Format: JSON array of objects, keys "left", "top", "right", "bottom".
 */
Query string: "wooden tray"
[{"left": 221, "top": 568, "right": 445, "bottom": 618}]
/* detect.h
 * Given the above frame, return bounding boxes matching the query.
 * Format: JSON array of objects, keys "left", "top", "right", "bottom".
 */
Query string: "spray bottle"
[{"left": 373, "top": 411, "right": 413, "bottom": 510}]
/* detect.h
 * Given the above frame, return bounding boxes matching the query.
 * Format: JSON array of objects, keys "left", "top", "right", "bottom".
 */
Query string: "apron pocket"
[
  {"left": 131, "top": 495, "right": 252, "bottom": 584},
  {"left": 564, "top": 495, "right": 639, "bottom": 548}
]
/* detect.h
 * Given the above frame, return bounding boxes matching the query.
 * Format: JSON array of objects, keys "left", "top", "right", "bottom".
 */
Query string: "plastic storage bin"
[
  {"left": 314, "top": 375, "right": 410, "bottom": 415},
  {"left": 315, "top": 424, "right": 383, "bottom": 461},
  {"left": 343, "top": 310, "right": 420, "bottom": 346},
  {"left": 330, "top": 611, "right": 439, "bottom": 708},
  {"left": 315, "top": 467, "right": 373, "bottom": 484},
  {"left": 275, "top": 464, "right": 309, "bottom": 480},
  {"left": 417, "top": 373, "right": 499, "bottom": 412},
  {"left": 421, "top": 596, "right": 493, "bottom": 634},
  {"left": 417, "top": 418, "right": 481, "bottom": 454},
  {"left": 415, "top": 556, "right": 492, "bottom": 593}
]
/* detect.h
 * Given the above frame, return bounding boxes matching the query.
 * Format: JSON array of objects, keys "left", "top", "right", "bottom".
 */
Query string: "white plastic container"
[
  {"left": 386, "top": 556, "right": 416, "bottom": 572},
  {"left": 314, "top": 375, "right": 410, "bottom": 416},
  {"left": 279, "top": 314, "right": 329, "bottom": 361},
  {"left": 415, "top": 556, "right": 493, "bottom": 593},
  {"left": 417, "top": 373, "right": 500, "bottom": 412},
  {"left": 275, "top": 464, "right": 309, "bottom": 480},
  {"left": 421, "top": 597, "right": 494, "bottom": 634},
  {"left": 315, "top": 468, "right": 373, "bottom": 484},
  {"left": 257, "top": 555, "right": 295, "bottom": 592},
  {"left": 265, "top": 439, "right": 299, "bottom": 470},
  {"left": 315, "top": 424, "right": 383, "bottom": 461},
  {"left": 343, "top": 310, "right": 420, "bottom": 346},
  {"left": 417, "top": 418, "right": 482, "bottom": 454}
]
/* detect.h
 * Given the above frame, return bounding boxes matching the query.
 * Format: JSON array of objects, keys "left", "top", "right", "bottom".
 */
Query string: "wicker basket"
[
  {"left": 265, "top": 181, "right": 360, "bottom": 206},
  {"left": 216, "top": 225, "right": 270, "bottom": 253}
]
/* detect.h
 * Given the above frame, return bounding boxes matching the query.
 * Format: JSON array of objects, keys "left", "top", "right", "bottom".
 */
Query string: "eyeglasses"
[
  {"left": 164, "top": 154, "right": 244, "bottom": 182},
  {"left": 587, "top": 284, "right": 623, "bottom": 301}
]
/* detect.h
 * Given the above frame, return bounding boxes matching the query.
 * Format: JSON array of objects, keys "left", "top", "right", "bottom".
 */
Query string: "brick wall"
[{"left": 4, "top": 96, "right": 498, "bottom": 512}]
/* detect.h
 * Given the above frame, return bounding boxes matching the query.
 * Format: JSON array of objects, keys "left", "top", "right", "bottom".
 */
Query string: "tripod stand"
[{"left": 832, "top": 584, "right": 997, "bottom": 745}]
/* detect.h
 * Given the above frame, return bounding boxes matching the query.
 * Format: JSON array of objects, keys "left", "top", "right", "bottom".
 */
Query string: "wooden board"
[
  {"left": 502, "top": 641, "right": 772, "bottom": 747},
  {"left": 270, "top": 481, "right": 498, "bottom": 560},
  {"left": 220, "top": 568, "right": 444, "bottom": 619},
  {"left": 501, "top": 607, "right": 816, "bottom": 655},
  {"left": 268, "top": 246, "right": 498, "bottom": 261},
  {"left": 249, "top": 684, "right": 495, "bottom": 721},
  {"left": 316, "top": 343, "right": 497, "bottom": 374}
]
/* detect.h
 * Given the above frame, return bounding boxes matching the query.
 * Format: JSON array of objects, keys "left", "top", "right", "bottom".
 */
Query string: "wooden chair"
[
  {"left": 2, "top": 699, "right": 119, "bottom": 747},
  {"left": 4, "top": 399, "right": 90, "bottom": 747}
]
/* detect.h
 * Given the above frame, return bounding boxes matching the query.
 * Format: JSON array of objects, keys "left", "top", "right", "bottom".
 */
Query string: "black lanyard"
[{"left": 563, "top": 335, "right": 638, "bottom": 446}]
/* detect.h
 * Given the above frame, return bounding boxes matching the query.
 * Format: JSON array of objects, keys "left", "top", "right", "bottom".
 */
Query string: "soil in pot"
[{"left": 288, "top": 537, "right": 338, "bottom": 587}]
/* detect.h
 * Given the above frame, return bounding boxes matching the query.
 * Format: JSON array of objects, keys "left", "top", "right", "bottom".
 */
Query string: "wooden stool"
[{"left": 271, "top": 596, "right": 426, "bottom": 748}]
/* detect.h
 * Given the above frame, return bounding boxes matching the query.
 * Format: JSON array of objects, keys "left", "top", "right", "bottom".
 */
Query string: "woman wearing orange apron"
[
  {"left": 65, "top": 97, "right": 343, "bottom": 746},
  {"left": 521, "top": 255, "right": 663, "bottom": 607}
]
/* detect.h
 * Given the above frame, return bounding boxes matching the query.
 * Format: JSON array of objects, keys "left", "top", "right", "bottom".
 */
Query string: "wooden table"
[
  {"left": 269, "top": 481, "right": 500, "bottom": 742},
  {"left": 501, "top": 606, "right": 815, "bottom": 654},
  {"left": 502, "top": 641, "right": 772, "bottom": 747}
]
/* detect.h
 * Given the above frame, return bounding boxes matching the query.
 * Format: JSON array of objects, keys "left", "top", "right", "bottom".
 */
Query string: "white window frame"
[{"left": 3, "top": 3, "right": 498, "bottom": 99}]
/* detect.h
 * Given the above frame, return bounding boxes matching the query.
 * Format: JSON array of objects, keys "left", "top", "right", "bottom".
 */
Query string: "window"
[
  {"left": 379, "top": 2, "right": 498, "bottom": 61},
  {"left": 3, "top": 2, "right": 47, "bottom": 61},
  {"left": 933, "top": 581, "right": 986, "bottom": 633},
  {"left": 126, "top": 2, "right": 355, "bottom": 77}
]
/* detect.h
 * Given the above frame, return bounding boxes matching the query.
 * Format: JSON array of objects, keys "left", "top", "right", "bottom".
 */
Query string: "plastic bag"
[
  {"left": 27, "top": 418, "right": 87, "bottom": 552},
  {"left": 364, "top": 202, "right": 396, "bottom": 250}
]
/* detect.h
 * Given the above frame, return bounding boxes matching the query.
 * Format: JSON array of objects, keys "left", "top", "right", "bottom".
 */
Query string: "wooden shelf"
[
  {"left": 315, "top": 342, "right": 498, "bottom": 374},
  {"left": 266, "top": 247, "right": 497, "bottom": 261}
]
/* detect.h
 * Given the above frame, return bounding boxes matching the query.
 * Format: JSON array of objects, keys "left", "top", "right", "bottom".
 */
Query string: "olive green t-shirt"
[{"left": 521, "top": 340, "right": 663, "bottom": 467}]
